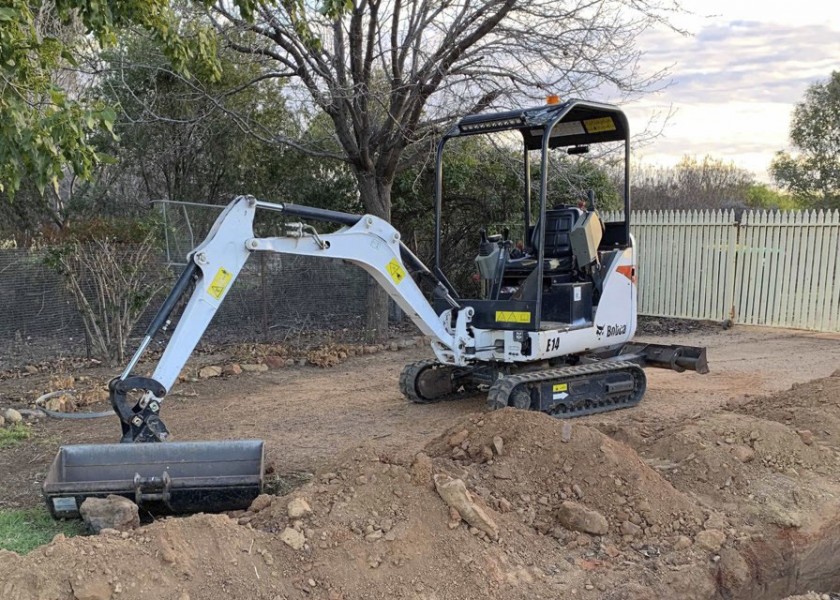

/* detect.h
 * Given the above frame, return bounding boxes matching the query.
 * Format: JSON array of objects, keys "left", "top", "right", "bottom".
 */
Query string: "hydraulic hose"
[{"left": 34, "top": 390, "right": 114, "bottom": 420}]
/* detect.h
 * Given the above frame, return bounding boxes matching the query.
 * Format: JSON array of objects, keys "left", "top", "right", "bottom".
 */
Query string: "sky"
[{"left": 623, "top": 0, "right": 840, "bottom": 181}]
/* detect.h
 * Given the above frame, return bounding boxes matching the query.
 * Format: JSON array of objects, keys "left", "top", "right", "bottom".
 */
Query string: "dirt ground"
[{"left": 1, "top": 323, "right": 840, "bottom": 599}]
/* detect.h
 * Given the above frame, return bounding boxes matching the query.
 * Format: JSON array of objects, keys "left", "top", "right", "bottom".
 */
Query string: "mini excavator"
[{"left": 43, "top": 98, "right": 708, "bottom": 518}]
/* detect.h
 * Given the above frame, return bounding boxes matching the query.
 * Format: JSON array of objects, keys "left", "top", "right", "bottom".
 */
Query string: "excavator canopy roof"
[{"left": 452, "top": 98, "right": 629, "bottom": 150}]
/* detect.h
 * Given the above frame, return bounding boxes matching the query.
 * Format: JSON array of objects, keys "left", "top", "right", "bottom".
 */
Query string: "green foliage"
[
  {"left": 85, "top": 34, "right": 359, "bottom": 219},
  {"left": 545, "top": 155, "right": 622, "bottom": 212},
  {"left": 0, "top": 424, "right": 31, "bottom": 449},
  {"left": 0, "top": 1, "right": 114, "bottom": 197},
  {"left": 0, "top": 507, "right": 85, "bottom": 554},
  {"left": 745, "top": 183, "right": 801, "bottom": 210},
  {"left": 771, "top": 71, "right": 840, "bottom": 208},
  {"left": 0, "top": 0, "right": 257, "bottom": 200}
]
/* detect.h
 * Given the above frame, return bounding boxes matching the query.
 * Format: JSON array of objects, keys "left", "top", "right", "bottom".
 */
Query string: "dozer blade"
[
  {"left": 618, "top": 342, "right": 709, "bottom": 374},
  {"left": 43, "top": 440, "right": 264, "bottom": 519}
]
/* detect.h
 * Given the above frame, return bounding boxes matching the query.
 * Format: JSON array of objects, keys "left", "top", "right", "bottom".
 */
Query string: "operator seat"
[
  {"left": 534, "top": 206, "right": 582, "bottom": 272},
  {"left": 503, "top": 205, "right": 582, "bottom": 293}
]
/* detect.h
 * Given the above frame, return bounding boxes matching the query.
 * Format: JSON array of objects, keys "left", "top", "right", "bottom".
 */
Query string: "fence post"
[{"left": 260, "top": 252, "right": 269, "bottom": 340}]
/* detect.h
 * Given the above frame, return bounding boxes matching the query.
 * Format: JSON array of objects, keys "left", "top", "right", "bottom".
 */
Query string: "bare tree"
[
  {"left": 630, "top": 156, "right": 756, "bottom": 210},
  {"left": 203, "top": 0, "right": 680, "bottom": 337},
  {"left": 48, "top": 233, "right": 171, "bottom": 365}
]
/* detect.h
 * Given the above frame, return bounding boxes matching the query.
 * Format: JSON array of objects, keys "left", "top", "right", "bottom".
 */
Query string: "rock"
[
  {"left": 78, "top": 388, "right": 109, "bottom": 405},
  {"left": 492, "top": 436, "right": 504, "bottom": 455},
  {"left": 280, "top": 527, "right": 306, "bottom": 550},
  {"left": 497, "top": 498, "right": 512, "bottom": 513},
  {"left": 674, "top": 535, "right": 693, "bottom": 550},
  {"left": 263, "top": 356, "right": 285, "bottom": 369},
  {"left": 287, "top": 497, "right": 312, "bottom": 519},
  {"left": 222, "top": 363, "right": 242, "bottom": 376},
  {"left": 410, "top": 452, "right": 434, "bottom": 487},
  {"left": 433, "top": 475, "right": 498, "bottom": 540},
  {"left": 797, "top": 429, "right": 814, "bottom": 445},
  {"left": 556, "top": 501, "right": 609, "bottom": 536},
  {"left": 249, "top": 494, "right": 273, "bottom": 513},
  {"left": 80, "top": 495, "right": 139, "bottom": 533},
  {"left": 241, "top": 363, "right": 269, "bottom": 373},
  {"left": 448, "top": 429, "right": 469, "bottom": 447},
  {"left": 72, "top": 576, "right": 112, "bottom": 600},
  {"left": 561, "top": 421, "right": 572, "bottom": 443},
  {"left": 731, "top": 445, "right": 755, "bottom": 463},
  {"left": 24, "top": 364, "right": 39, "bottom": 374},
  {"left": 695, "top": 529, "right": 726, "bottom": 552},
  {"left": 492, "top": 464, "right": 514, "bottom": 480},
  {"left": 45, "top": 394, "right": 76, "bottom": 413},
  {"left": 198, "top": 365, "right": 222, "bottom": 379},
  {"left": 480, "top": 446, "right": 494, "bottom": 463},
  {"left": 620, "top": 520, "right": 642, "bottom": 537},
  {"left": 719, "top": 548, "right": 750, "bottom": 592},
  {"left": 704, "top": 513, "right": 727, "bottom": 530},
  {"left": 365, "top": 530, "right": 384, "bottom": 541},
  {"left": 4, "top": 408, "right": 22, "bottom": 424},
  {"left": 572, "top": 484, "right": 583, "bottom": 498},
  {"left": 0, "top": 415, "right": 5, "bottom": 427}
]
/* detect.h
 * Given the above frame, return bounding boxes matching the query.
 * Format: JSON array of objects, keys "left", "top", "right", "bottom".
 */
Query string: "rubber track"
[
  {"left": 486, "top": 360, "right": 646, "bottom": 418},
  {"left": 399, "top": 360, "right": 468, "bottom": 404}
]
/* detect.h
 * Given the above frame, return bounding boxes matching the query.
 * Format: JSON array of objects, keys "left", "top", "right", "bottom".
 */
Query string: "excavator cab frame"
[{"left": 431, "top": 99, "right": 632, "bottom": 332}]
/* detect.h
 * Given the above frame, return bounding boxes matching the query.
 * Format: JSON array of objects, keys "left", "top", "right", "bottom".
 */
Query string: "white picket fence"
[{"left": 602, "top": 209, "right": 840, "bottom": 332}]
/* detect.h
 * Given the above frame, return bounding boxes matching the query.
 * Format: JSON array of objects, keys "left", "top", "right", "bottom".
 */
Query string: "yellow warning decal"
[
  {"left": 583, "top": 116, "right": 616, "bottom": 133},
  {"left": 386, "top": 258, "right": 407, "bottom": 284},
  {"left": 207, "top": 267, "right": 233, "bottom": 300},
  {"left": 495, "top": 311, "right": 531, "bottom": 323},
  {"left": 552, "top": 383, "right": 568, "bottom": 393}
]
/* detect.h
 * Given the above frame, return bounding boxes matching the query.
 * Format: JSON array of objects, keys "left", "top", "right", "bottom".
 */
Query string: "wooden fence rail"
[{"left": 602, "top": 209, "right": 840, "bottom": 332}]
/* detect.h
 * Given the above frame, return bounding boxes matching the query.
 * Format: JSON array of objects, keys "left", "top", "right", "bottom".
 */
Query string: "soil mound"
[{"left": 5, "top": 375, "right": 840, "bottom": 600}]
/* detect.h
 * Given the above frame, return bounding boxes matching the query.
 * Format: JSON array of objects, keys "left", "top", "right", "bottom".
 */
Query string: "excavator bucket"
[{"left": 42, "top": 439, "right": 264, "bottom": 519}]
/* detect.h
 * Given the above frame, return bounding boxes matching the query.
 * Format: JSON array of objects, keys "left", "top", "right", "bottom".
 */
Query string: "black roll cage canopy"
[{"left": 432, "top": 98, "right": 632, "bottom": 324}]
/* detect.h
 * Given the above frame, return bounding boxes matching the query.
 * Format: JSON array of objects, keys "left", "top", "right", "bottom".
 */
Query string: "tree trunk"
[{"left": 356, "top": 170, "right": 393, "bottom": 342}]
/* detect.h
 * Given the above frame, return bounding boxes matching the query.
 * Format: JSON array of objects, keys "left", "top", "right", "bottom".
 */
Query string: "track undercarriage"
[{"left": 399, "top": 342, "right": 707, "bottom": 418}]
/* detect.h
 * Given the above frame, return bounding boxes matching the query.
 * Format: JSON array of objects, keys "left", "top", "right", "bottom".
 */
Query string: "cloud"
[
  {"left": 624, "top": 17, "right": 839, "bottom": 177},
  {"left": 641, "top": 21, "right": 838, "bottom": 105}
]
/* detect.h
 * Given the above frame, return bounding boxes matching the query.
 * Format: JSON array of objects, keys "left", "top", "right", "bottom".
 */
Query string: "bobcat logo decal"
[{"left": 596, "top": 323, "right": 626, "bottom": 339}]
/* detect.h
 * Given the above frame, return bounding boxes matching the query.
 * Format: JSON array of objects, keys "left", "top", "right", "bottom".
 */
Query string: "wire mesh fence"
[{"left": 0, "top": 199, "right": 395, "bottom": 370}]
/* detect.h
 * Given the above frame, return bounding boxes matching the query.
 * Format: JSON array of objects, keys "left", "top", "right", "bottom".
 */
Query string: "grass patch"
[
  {"left": 0, "top": 424, "right": 31, "bottom": 449},
  {"left": 263, "top": 470, "right": 313, "bottom": 496},
  {"left": 0, "top": 507, "right": 85, "bottom": 554}
]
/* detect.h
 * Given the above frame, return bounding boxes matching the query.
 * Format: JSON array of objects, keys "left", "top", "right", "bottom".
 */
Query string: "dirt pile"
[
  {"left": 4, "top": 372, "right": 840, "bottom": 599},
  {"left": 0, "top": 514, "right": 280, "bottom": 600}
]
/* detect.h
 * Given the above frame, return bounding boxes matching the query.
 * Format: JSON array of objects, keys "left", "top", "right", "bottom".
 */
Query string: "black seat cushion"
[{"left": 533, "top": 207, "right": 581, "bottom": 260}]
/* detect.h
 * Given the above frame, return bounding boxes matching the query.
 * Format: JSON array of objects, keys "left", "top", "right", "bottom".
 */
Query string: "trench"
[{"left": 723, "top": 517, "right": 840, "bottom": 600}]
